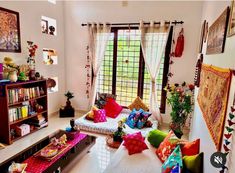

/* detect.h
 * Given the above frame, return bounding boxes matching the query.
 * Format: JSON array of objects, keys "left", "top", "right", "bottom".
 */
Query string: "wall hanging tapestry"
[
  {"left": 198, "top": 64, "right": 231, "bottom": 150},
  {"left": 206, "top": 6, "right": 230, "bottom": 55},
  {"left": 0, "top": 7, "right": 21, "bottom": 52}
]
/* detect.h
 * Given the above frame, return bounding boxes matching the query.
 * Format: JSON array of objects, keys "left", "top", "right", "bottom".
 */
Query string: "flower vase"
[{"left": 9, "top": 71, "right": 18, "bottom": 82}]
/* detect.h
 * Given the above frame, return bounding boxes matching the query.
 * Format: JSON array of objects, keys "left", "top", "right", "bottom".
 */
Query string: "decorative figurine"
[
  {"left": 113, "top": 120, "right": 126, "bottom": 142},
  {"left": 59, "top": 91, "right": 75, "bottom": 117}
]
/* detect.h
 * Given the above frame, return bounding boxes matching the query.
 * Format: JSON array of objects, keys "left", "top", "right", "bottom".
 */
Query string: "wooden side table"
[{"left": 106, "top": 136, "right": 122, "bottom": 149}]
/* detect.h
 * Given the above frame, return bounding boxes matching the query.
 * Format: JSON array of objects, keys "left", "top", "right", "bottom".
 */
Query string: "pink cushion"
[
  {"left": 123, "top": 132, "right": 148, "bottom": 155},
  {"left": 93, "top": 109, "right": 107, "bottom": 123},
  {"left": 104, "top": 98, "right": 123, "bottom": 118}
]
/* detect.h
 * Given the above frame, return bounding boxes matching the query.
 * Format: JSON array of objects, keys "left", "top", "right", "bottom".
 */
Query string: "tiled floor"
[{"left": 0, "top": 112, "right": 188, "bottom": 173}]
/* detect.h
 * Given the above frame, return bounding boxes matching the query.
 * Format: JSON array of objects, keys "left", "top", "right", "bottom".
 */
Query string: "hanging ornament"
[
  {"left": 223, "top": 144, "right": 230, "bottom": 152},
  {"left": 224, "top": 133, "right": 232, "bottom": 139},
  {"left": 229, "top": 112, "right": 235, "bottom": 119},
  {"left": 231, "top": 107, "right": 235, "bottom": 113},
  {"left": 174, "top": 28, "right": 184, "bottom": 58},
  {"left": 224, "top": 139, "right": 231, "bottom": 146},
  {"left": 85, "top": 45, "right": 91, "bottom": 99},
  {"left": 225, "top": 126, "right": 234, "bottom": 133},
  {"left": 227, "top": 119, "right": 235, "bottom": 126}
]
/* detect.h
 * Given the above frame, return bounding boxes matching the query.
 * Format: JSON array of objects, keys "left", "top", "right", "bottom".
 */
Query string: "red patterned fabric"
[
  {"left": 104, "top": 98, "right": 123, "bottom": 118},
  {"left": 175, "top": 28, "right": 184, "bottom": 58},
  {"left": 93, "top": 109, "right": 107, "bottom": 123},
  {"left": 123, "top": 132, "right": 148, "bottom": 155},
  {"left": 181, "top": 139, "right": 200, "bottom": 156},
  {"left": 156, "top": 131, "right": 179, "bottom": 163},
  {"left": 23, "top": 133, "right": 87, "bottom": 173}
]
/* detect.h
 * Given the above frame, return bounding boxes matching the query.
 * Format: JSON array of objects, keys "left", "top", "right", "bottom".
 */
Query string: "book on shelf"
[
  {"left": 8, "top": 87, "right": 42, "bottom": 104},
  {"left": 8, "top": 101, "right": 37, "bottom": 123}
]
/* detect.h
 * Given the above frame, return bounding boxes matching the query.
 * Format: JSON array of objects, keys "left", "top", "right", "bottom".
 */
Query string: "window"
[{"left": 97, "top": 27, "right": 171, "bottom": 113}]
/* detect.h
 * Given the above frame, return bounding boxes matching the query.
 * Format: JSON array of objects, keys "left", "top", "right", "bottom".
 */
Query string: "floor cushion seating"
[{"left": 75, "top": 109, "right": 158, "bottom": 137}]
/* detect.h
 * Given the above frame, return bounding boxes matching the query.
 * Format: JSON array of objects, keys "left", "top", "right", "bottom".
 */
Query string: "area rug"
[{"left": 198, "top": 64, "right": 231, "bottom": 151}]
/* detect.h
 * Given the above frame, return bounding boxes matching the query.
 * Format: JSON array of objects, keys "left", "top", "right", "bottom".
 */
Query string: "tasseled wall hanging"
[{"left": 85, "top": 45, "right": 91, "bottom": 98}]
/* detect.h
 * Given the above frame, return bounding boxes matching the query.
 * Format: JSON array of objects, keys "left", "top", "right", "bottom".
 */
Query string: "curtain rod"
[{"left": 81, "top": 20, "right": 184, "bottom": 27}]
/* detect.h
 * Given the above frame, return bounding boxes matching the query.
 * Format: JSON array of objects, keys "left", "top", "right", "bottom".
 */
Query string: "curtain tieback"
[{"left": 151, "top": 80, "right": 156, "bottom": 92}]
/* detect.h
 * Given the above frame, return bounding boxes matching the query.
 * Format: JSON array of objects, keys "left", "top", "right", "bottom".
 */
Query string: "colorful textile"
[
  {"left": 95, "top": 92, "right": 117, "bottom": 109},
  {"left": 128, "top": 96, "right": 149, "bottom": 112},
  {"left": 123, "top": 132, "right": 148, "bottom": 155},
  {"left": 162, "top": 145, "right": 183, "bottom": 173},
  {"left": 156, "top": 131, "right": 180, "bottom": 163},
  {"left": 85, "top": 106, "right": 99, "bottom": 120},
  {"left": 94, "top": 109, "right": 107, "bottom": 123},
  {"left": 180, "top": 139, "right": 200, "bottom": 156},
  {"left": 24, "top": 134, "right": 87, "bottom": 173},
  {"left": 197, "top": 64, "right": 231, "bottom": 150},
  {"left": 147, "top": 129, "right": 168, "bottom": 148},
  {"left": 104, "top": 98, "right": 123, "bottom": 118},
  {"left": 126, "top": 109, "right": 143, "bottom": 128},
  {"left": 182, "top": 152, "right": 204, "bottom": 173}
]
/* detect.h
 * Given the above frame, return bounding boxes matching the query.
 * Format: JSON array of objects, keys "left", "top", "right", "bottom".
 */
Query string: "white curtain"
[
  {"left": 140, "top": 21, "right": 170, "bottom": 124},
  {"left": 88, "top": 23, "right": 111, "bottom": 107}
]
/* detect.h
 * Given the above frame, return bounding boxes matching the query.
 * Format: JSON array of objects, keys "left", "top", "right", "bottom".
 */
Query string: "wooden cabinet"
[{"left": 0, "top": 80, "right": 48, "bottom": 144}]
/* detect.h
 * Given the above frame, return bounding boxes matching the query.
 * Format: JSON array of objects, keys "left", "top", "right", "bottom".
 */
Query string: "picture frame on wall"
[
  {"left": 198, "top": 20, "right": 206, "bottom": 53},
  {"left": 41, "top": 19, "right": 48, "bottom": 34},
  {"left": 206, "top": 7, "right": 230, "bottom": 55},
  {"left": 0, "top": 7, "right": 21, "bottom": 53},
  {"left": 228, "top": 0, "right": 235, "bottom": 36}
]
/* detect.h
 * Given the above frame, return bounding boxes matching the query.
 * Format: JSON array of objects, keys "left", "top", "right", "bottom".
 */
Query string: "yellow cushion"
[
  {"left": 128, "top": 96, "right": 149, "bottom": 111},
  {"left": 86, "top": 106, "right": 99, "bottom": 120}
]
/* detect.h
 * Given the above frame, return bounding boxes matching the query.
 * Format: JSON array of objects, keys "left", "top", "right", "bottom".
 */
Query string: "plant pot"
[{"left": 113, "top": 135, "right": 123, "bottom": 142}]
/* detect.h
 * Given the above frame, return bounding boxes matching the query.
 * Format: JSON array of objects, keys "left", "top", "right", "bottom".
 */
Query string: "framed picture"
[
  {"left": 199, "top": 20, "right": 206, "bottom": 53},
  {"left": 41, "top": 19, "right": 48, "bottom": 34},
  {"left": 228, "top": 0, "right": 235, "bottom": 36},
  {"left": 0, "top": 7, "right": 21, "bottom": 53},
  {"left": 206, "top": 7, "right": 230, "bottom": 55}
]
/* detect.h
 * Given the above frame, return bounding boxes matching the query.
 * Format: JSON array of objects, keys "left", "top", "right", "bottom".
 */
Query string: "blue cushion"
[{"left": 126, "top": 109, "right": 143, "bottom": 129}]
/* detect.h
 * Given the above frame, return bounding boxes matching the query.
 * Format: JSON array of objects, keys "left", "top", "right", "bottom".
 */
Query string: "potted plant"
[
  {"left": 165, "top": 82, "right": 194, "bottom": 138},
  {"left": 113, "top": 119, "right": 126, "bottom": 142},
  {"left": 60, "top": 91, "right": 75, "bottom": 117}
]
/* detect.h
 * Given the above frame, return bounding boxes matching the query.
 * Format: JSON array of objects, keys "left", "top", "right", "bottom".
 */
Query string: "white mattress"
[
  {"left": 75, "top": 109, "right": 158, "bottom": 137},
  {"left": 104, "top": 140, "right": 162, "bottom": 173}
]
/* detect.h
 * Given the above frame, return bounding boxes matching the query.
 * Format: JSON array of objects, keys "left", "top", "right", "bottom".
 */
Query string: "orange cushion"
[
  {"left": 128, "top": 96, "right": 149, "bottom": 111},
  {"left": 181, "top": 139, "right": 200, "bottom": 156},
  {"left": 156, "top": 131, "right": 179, "bottom": 163},
  {"left": 85, "top": 106, "right": 99, "bottom": 120}
]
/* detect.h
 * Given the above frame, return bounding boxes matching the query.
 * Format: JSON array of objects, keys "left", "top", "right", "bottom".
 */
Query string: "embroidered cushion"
[
  {"left": 93, "top": 109, "right": 107, "bottom": 123},
  {"left": 156, "top": 131, "right": 180, "bottom": 163},
  {"left": 136, "top": 111, "right": 152, "bottom": 129},
  {"left": 126, "top": 109, "right": 143, "bottom": 128},
  {"left": 182, "top": 152, "right": 204, "bottom": 173},
  {"left": 147, "top": 129, "right": 168, "bottom": 148},
  {"left": 162, "top": 145, "right": 183, "bottom": 173},
  {"left": 170, "top": 164, "right": 181, "bottom": 173},
  {"left": 123, "top": 132, "right": 148, "bottom": 155},
  {"left": 95, "top": 92, "right": 117, "bottom": 109},
  {"left": 103, "top": 98, "right": 123, "bottom": 118},
  {"left": 180, "top": 139, "right": 200, "bottom": 156},
  {"left": 85, "top": 106, "right": 99, "bottom": 120},
  {"left": 128, "top": 96, "right": 149, "bottom": 112}
]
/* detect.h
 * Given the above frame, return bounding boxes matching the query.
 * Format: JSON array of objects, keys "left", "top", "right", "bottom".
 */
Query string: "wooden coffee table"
[{"left": 0, "top": 130, "right": 96, "bottom": 173}]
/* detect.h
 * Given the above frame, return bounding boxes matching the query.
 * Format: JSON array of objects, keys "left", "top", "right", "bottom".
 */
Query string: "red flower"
[{"left": 188, "top": 84, "right": 195, "bottom": 91}]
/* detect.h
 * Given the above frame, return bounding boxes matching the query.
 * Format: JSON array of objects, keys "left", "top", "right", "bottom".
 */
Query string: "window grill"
[{"left": 97, "top": 28, "right": 169, "bottom": 111}]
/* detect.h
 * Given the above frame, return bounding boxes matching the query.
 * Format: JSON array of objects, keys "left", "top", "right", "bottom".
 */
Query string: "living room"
[{"left": 0, "top": 1, "right": 235, "bottom": 173}]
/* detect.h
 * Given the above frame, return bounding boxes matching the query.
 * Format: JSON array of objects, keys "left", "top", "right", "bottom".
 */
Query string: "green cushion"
[
  {"left": 147, "top": 129, "right": 168, "bottom": 148},
  {"left": 183, "top": 152, "right": 204, "bottom": 173}
]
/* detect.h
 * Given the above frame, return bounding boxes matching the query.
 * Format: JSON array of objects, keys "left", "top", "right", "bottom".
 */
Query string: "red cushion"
[
  {"left": 123, "top": 132, "right": 148, "bottom": 155},
  {"left": 156, "top": 131, "right": 179, "bottom": 163},
  {"left": 104, "top": 98, "right": 123, "bottom": 118},
  {"left": 181, "top": 139, "right": 200, "bottom": 156},
  {"left": 93, "top": 109, "right": 107, "bottom": 123}
]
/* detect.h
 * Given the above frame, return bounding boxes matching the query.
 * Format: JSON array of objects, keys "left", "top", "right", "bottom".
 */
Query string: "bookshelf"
[{"left": 0, "top": 80, "right": 48, "bottom": 144}]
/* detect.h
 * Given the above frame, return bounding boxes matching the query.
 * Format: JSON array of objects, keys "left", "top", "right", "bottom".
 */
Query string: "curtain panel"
[
  {"left": 88, "top": 23, "right": 111, "bottom": 107},
  {"left": 140, "top": 21, "right": 170, "bottom": 123}
]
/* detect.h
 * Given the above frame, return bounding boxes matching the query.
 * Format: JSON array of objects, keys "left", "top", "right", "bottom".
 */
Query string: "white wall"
[
  {"left": 64, "top": 1, "right": 203, "bottom": 123},
  {"left": 189, "top": 1, "right": 235, "bottom": 173},
  {"left": 0, "top": 1, "right": 66, "bottom": 114}
]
